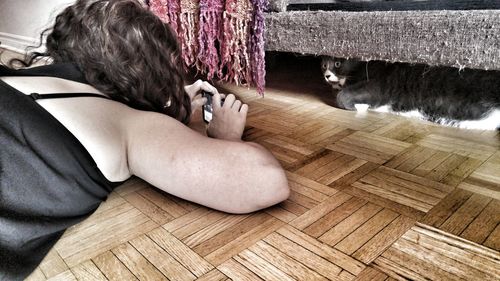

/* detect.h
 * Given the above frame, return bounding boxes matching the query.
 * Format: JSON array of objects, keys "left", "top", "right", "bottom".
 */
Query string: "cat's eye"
[
  {"left": 322, "top": 64, "right": 327, "bottom": 69},
  {"left": 334, "top": 61, "right": 342, "bottom": 68}
]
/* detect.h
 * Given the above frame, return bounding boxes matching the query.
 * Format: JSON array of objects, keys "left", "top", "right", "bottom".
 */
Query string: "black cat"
[{"left": 321, "top": 57, "right": 500, "bottom": 130}]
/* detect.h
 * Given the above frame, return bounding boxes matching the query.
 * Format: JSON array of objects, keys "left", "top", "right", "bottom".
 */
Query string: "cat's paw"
[
  {"left": 336, "top": 92, "right": 356, "bottom": 110},
  {"left": 354, "top": 104, "right": 370, "bottom": 112}
]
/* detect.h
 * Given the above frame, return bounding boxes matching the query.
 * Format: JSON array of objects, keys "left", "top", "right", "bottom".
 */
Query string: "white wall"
[{"left": 0, "top": 0, "right": 75, "bottom": 52}]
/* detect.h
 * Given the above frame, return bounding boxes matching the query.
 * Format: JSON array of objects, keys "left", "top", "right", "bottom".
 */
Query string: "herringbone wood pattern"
[{"left": 17, "top": 53, "right": 500, "bottom": 280}]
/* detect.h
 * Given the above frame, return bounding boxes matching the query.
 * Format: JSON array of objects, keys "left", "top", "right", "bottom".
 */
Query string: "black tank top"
[{"left": 0, "top": 63, "right": 125, "bottom": 280}]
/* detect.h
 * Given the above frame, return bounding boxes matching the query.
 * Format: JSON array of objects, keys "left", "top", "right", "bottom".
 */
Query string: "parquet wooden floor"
[{"left": 6, "top": 51, "right": 499, "bottom": 280}]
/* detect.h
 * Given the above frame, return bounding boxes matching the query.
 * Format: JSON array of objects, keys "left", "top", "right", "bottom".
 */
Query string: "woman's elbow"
[
  {"left": 230, "top": 142, "right": 290, "bottom": 214},
  {"left": 255, "top": 164, "right": 290, "bottom": 210}
]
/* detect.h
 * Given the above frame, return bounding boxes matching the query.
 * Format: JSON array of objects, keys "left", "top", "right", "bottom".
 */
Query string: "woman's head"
[{"left": 13, "top": 0, "right": 191, "bottom": 123}]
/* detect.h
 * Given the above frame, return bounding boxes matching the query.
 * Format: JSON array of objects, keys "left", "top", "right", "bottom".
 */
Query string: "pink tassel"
[
  {"left": 179, "top": 0, "right": 200, "bottom": 67},
  {"left": 198, "top": 0, "right": 224, "bottom": 80},
  {"left": 220, "top": 0, "right": 253, "bottom": 86},
  {"left": 167, "top": 0, "right": 181, "bottom": 36},
  {"left": 249, "top": 0, "right": 267, "bottom": 95}
]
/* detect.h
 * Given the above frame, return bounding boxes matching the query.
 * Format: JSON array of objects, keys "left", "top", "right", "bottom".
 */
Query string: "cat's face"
[{"left": 321, "top": 57, "right": 358, "bottom": 89}]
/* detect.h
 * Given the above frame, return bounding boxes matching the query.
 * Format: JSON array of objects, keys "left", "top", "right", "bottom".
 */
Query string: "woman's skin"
[{"left": 0, "top": 75, "right": 290, "bottom": 214}]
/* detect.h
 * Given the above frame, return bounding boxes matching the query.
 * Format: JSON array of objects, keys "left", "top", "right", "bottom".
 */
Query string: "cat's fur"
[{"left": 321, "top": 57, "right": 500, "bottom": 130}]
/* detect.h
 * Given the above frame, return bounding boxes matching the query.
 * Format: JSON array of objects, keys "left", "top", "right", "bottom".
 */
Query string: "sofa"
[{"left": 264, "top": 0, "right": 500, "bottom": 71}]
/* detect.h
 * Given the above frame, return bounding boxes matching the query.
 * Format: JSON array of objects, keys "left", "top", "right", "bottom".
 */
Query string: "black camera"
[{"left": 202, "top": 90, "right": 224, "bottom": 123}]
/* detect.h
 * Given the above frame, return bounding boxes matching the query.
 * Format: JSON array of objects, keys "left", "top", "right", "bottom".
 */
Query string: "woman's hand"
[
  {"left": 184, "top": 79, "right": 219, "bottom": 112},
  {"left": 207, "top": 92, "right": 248, "bottom": 141}
]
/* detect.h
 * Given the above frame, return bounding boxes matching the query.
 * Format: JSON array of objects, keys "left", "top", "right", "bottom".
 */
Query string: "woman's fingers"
[
  {"left": 195, "top": 80, "right": 218, "bottom": 95},
  {"left": 223, "top": 94, "right": 236, "bottom": 109},
  {"left": 191, "top": 96, "right": 207, "bottom": 108},
  {"left": 232, "top": 100, "right": 242, "bottom": 111},
  {"left": 185, "top": 80, "right": 219, "bottom": 100},
  {"left": 213, "top": 91, "right": 223, "bottom": 109},
  {"left": 240, "top": 104, "right": 249, "bottom": 116}
]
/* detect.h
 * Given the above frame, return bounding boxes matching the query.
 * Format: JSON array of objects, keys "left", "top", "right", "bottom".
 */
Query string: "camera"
[{"left": 202, "top": 90, "right": 224, "bottom": 123}]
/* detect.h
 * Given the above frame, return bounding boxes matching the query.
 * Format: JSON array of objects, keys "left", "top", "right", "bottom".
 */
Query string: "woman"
[{"left": 0, "top": 0, "right": 289, "bottom": 279}]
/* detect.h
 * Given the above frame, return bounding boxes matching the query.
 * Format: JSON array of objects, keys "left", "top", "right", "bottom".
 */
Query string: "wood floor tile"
[
  {"left": 129, "top": 234, "right": 196, "bottom": 281},
  {"left": 25, "top": 268, "right": 46, "bottom": 281},
  {"left": 353, "top": 266, "right": 388, "bottom": 281},
  {"left": 123, "top": 190, "right": 174, "bottom": 225},
  {"left": 147, "top": 227, "right": 214, "bottom": 277},
  {"left": 265, "top": 203, "right": 298, "bottom": 222},
  {"left": 329, "top": 161, "right": 380, "bottom": 190},
  {"left": 328, "top": 131, "right": 411, "bottom": 164},
  {"left": 387, "top": 145, "right": 484, "bottom": 188},
  {"left": 234, "top": 249, "right": 295, "bottom": 281},
  {"left": 374, "top": 224, "right": 500, "bottom": 281},
  {"left": 417, "top": 134, "right": 496, "bottom": 161},
  {"left": 138, "top": 188, "right": 189, "bottom": 218},
  {"left": 204, "top": 216, "right": 284, "bottom": 266},
  {"left": 304, "top": 197, "right": 367, "bottom": 238},
  {"left": 277, "top": 225, "right": 365, "bottom": 276},
  {"left": 285, "top": 119, "right": 347, "bottom": 146},
  {"left": 351, "top": 215, "right": 416, "bottom": 264},
  {"left": 249, "top": 241, "right": 329, "bottom": 281},
  {"left": 460, "top": 151, "right": 500, "bottom": 200},
  {"left": 287, "top": 171, "right": 339, "bottom": 196},
  {"left": 439, "top": 193, "right": 492, "bottom": 236},
  {"left": 420, "top": 188, "right": 473, "bottom": 227},
  {"left": 369, "top": 119, "right": 431, "bottom": 143},
  {"left": 461, "top": 199, "right": 500, "bottom": 245},
  {"left": 243, "top": 126, "right": 276, "bottom": 142},
  {"left": 172, "top": 211, "right": 228, "bottom": 240},
  {"left": 162, "top": 207, "right": 210, "bottom": 232},
  {"left": 70, "top": 260, "right": 107, "bottom": 281},
  {"left": 319, "top": 203, "right": 383, "bottom": 246},
  {"left": 263, "top": 232, "right": 347, "bottom": 280},
  {"left": 290, "top": 191, "right": 353, "bottom": 230},
  {"left": 217, "top": 259, "right": 263, "bottom": 281},
  {"left": 320, "top": 110, "right": 380, "bottom": 130},
  {"left": 469, "top": 151, "right": 500, "bottom": 185},
  {"left": 192, "top": 213, "right": 275, "bottom": 257},
  {"left": 183, "top": 214, "right": 250, "bottom": 248},
  {"left": 112, "top": 243, "right": 166, "bottom": 280},
  {"left": 54, "top": 202, "right": 158, "bottom": 267},
  {"left": 334, "top": 209, "right": 399, "bottom": 255},
  {"left": 421, "top": 188, "right": 500, "bottom": 250},
  {"left": 92, "top": 251, "right": 137, "bottom": 281},
  {"left": 45, "top": 270, "right": 77, "bottom": 281},
  {"left": 483, "top": 225, "right": 500, "bottom": 252},
  {"left": 38, "top": 248, "right": 68, "bottom": 279},
  {"left": 196, "top": 269, "right": 229, "bottom": 281},
  {"left": 350, "top": 166, "right": 454, "bottom": 215}
]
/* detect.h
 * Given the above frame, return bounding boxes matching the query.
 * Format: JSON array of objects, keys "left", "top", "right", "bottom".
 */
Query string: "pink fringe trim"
[
  {"left": 220, "top": 10, "right": 253, "bottom": 87},
  {"left": 179, "top": 0, "right": 200, "bottom": 67},
  {"left": 149, "top": 0, "right": 266, "bottom": 95},
  {"left": 167, "top": 0, "right": 181, "bottom": 36},
  {"left": 198, "top": 6, "right": 223, "bottom": 80}
]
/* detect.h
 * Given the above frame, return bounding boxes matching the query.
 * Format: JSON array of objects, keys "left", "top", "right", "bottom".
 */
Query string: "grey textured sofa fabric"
[{"left": 264, "top": 9, "right": 500, "bottom": 70}]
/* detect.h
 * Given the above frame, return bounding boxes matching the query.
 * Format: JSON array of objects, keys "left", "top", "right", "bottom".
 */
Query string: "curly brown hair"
[{"left": 7, "top": 0, "right": 191, "bottom": 123}]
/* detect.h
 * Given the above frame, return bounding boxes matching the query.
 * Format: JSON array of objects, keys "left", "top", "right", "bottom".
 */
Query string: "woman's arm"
[{"left": 123, "top": 110, "right": 289, "bottom": 214}]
